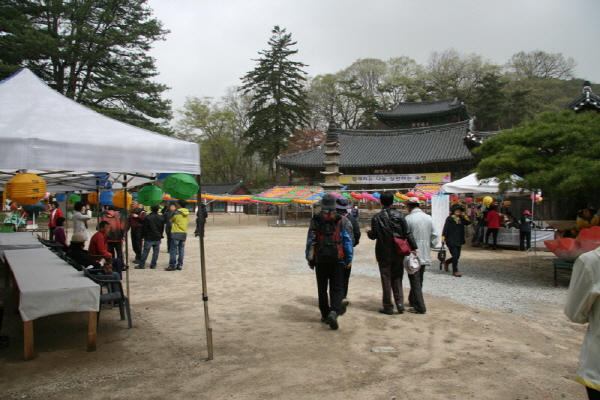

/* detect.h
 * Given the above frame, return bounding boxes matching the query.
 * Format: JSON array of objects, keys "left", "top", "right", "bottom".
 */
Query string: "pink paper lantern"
[
  {"left": 465, "top": 197, "right": 473, "bottom": 203},
  {"left": 406, "top": 191, "right": 415, "bottom": 198},
  {"left": 450, "top": 194, "right": 459, "bottom": 201}
]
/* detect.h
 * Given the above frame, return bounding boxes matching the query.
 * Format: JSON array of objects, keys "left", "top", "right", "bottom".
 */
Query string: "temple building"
[
  {"left": 564, "top": 81, "right": 600, "bottom": 113},
  {"left": 277, "top": 98, "right": 478, "bottom": 190}
]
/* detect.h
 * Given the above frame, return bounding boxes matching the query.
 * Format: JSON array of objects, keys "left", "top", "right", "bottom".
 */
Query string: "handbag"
[
  {"left": 437, "top": 241, "right": 446, "bottom": 270},
  {"left": 383, "top": 210, "right": 412, "bottom": 256},
  {"left": 393, "top": 237, "right": 411, "bottom": 256}
]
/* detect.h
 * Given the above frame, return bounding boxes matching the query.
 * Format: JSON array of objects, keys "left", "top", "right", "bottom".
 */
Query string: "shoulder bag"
[{"left": 383, "top": 210, "right": 411, "bottom": 256}]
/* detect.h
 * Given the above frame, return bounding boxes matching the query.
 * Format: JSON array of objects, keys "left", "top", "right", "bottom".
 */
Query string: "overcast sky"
[{"left": 146, "top": 0, "right": 600, "bottom": 119}]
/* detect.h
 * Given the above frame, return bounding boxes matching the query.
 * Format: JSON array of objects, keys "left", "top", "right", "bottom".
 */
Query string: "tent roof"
[
  {"left": 0, "top": 69, "right": 200, "bottom": 191},
  {"left": 441, "top": 173, "right": 526, "bottom": 194}
]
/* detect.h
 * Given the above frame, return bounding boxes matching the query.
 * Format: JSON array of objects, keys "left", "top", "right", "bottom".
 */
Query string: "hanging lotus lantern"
[
  {"left": 113, "top": 191, "right": 133, "bottom": 208},
  {"left": 99, "top": 191, "right": 114, "bottom": 206},
  {"left": 5, "top": 173, "right": 47, "bottom": 205},
  {"left": 55, "top": 193, "right": 67, "bottom": 202},
  {"left": 137, "top": 185, "right": 163, "bottom": 206},
  {"left": 163, "top": 173, "right": 199, "bottom": 200},
  {"left": 67, "top": 194, "right": 81, "bottom": 204},
  {"left": 88, "top": 191, "right": 99, "bottom": 204}
]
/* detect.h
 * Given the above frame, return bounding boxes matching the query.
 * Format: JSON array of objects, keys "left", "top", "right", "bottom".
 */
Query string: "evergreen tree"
[
  {"left": 240, "top": 25, "right": 309, "bottom": 182},
  {"left": 0, "top": 0, "right": 172, "bottom": 134}
]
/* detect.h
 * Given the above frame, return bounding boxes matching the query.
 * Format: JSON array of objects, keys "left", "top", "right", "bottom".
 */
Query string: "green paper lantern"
[
  {"left": 68, "top": 194, "right": 81, "bottom": 204},
  {"left": 163, "top": 173, "right": 199, "bottom": 200},
  {"left": 138, "top": 185, "right": 163, "bottom": 206}
]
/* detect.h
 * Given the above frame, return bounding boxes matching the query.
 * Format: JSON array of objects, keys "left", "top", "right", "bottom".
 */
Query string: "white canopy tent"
[
  {"left": 0, "top": 68, "right": 200, "bottom": 190},
  {"left": 0, "top": 69, "right": 213, "bottom": 359},
  {"left": 441, "top": 173, "right": 526, "bottom": 195}
]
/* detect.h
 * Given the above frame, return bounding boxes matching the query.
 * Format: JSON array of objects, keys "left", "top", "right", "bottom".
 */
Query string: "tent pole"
[
  {"left": 196, "top": 174, "right": 213, "bottom": 360},
  {"left": 123, "top": 177, "right": 130, "bottom": 298}
]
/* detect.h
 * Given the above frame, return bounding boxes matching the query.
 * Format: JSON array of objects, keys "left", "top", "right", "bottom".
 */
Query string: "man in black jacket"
[
  {"left": 366, "top": 192, "right": 418, "bottom": 315},
  {"left": 136, "top": 205, "right": 165, "bottom": 269}
]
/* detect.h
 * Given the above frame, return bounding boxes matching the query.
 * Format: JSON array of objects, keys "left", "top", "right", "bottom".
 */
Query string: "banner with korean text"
[{"left": 339, "top": 173, "right": 451, "bottom": 185}]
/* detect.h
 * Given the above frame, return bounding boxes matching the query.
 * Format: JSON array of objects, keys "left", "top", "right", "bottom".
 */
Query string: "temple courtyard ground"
[{"left": 0, "top": 213, "right": 589, "bottom": 399}]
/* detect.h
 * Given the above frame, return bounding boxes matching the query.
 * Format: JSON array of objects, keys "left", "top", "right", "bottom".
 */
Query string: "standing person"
[
  {"left": 72, "top": 201, "right": 91, "bottom": 242},
  {"left": 485, "top": 204, "right": 501, "bottom": 250},
  {"left": 442, "top": 204, "right": 471, "bottom": 277},
  {"left": 335, "top": 196, "right": 360, "bottom": 315},
  {"left": 136, "top": 205, "right": 164, "bottom": 269},
  {"left": 99, "top": 205, "right": 125, "bottom": 261},
  {"left": 88, "top": 221, "right": 124, "bottom": 278},
  {"left": 47, "top": 201, "right": 63, "bottom": 239},
  {"left": 167, "top": 200, "right": 189, "bottom": 271},
  {"left": 127, "top": 200, "right": 146, "bottom": 264},
  {"left": 352, "top": 205, "right": 359, "bottom": 218},
  {"left": 306, "top": 193, "right": 353, "bottom": 330},
  {"left": 366, "top": 192, "right": 418, "bottom": 315},
  {"left": 564, "top": 248, "right": 600, "bottom": 400},
  {"left": 405, "top": 197, "right": 439, "bottom": 314},
  {"left": 52, "top": 216, "right": 68, "bottom": 250},
  {"left": 519, "top": 210, "right": 534, "bottom": 251},
  {"left": 163, "top": 203, "right": 176, "bottom": 253}
]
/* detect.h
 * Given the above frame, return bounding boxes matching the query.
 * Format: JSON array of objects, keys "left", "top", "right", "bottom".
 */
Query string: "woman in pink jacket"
[{"left": 485, "top": 204, "right": 501, "bottom": 250}]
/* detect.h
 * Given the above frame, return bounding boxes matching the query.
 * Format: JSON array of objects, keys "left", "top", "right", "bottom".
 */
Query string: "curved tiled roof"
[
  {"left": 277, "top": 121, "right": 474, "bottom": 169},
  {"left": 563, "top": 85, "right": 600, "bottom": 112},
  {"left": 374, "top": 98, "right": 468, "bottom": 119}
]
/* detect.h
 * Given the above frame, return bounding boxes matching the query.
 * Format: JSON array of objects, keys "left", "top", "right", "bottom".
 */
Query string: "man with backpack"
[
  {"left": 335, "top": 196, "right": 360, "bottom": 315},
  {"left": 366, "top": 192, "right": 418, "bottom": 315},
  {"left": 306, "top": 193, "right": 354, "bottom": 330}
]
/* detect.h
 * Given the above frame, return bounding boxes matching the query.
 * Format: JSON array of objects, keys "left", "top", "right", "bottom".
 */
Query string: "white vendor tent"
[
  {"left": 0, "top": 68, "right": 200, "bottom": 190},
  {"left": 441, "top": 173, "right": 526, "bottom": 195}
]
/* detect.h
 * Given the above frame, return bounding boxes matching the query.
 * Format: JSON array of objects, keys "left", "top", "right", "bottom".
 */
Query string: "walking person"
[
  {"left": 166, "top": 200, "right": 189, "bottom": 271},
  {"left": 47, "top": 201, "right": 63, "bottom": 239},
  {"left": 405, "top": 197, "right": 439, "bottom": 314},
  {"left": 442, "top": 204, "right": 471, "bottom": 277},
  {"left": 519, "top": 210, "right": 534, "bottom": 251},
  {"left": 306, "top": 193, "right": 353, "bottom": 330},
  {"left": 127, "top": 200, "right": 146, "bottom": 264},
  {"left": 366, "top": 192, "right": 418, "bottom": 315},
  {"left": 564, "top": 247, "right": 600, "bottom": 400},
  {"left": 136, "top": 205, "right": 164, "bottom": 269},
  {"left": 484, "top": 204, "right": 501, "bottom": 250},
  {"left": 335, "top": 196, "right": 359, "bottom": 315}
]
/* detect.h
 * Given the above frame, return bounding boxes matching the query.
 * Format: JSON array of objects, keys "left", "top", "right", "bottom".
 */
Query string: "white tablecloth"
[
  {"left": 485, "top": 228, "right": 555, "bottom": 247},
  {"left": 4, "top": 248, "right": 100, "bottom": 322},
  {"left": 0, "top": 232, "right": 44, "bottom": 257}
]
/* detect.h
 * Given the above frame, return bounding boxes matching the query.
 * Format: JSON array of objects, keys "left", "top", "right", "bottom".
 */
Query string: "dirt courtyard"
[{"left": 0, "top": 213, "right": 590, "bottom": 399}]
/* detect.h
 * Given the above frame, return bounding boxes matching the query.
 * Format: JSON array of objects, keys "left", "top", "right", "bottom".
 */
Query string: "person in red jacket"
[
  {"left": 47, "top": 201, "right": 63, "bottom": 239},
  {"left": 89, "top": 221, "right": 124, "bottom": 277},
  {"left": 485, "top": 204, "right": 501, "bottom": 250}
]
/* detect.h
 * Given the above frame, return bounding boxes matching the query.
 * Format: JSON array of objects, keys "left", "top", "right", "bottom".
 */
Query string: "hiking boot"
[
  {"left": 379, "top": 308, "right": 394, "bottom": 315},
  {"left": 327, "top": 311, "right": 339, "bottom": 330},
  {"left": 408, "top": 307, "right": 426, "bottom": 314},
  {"left": 397, "top": 304, "right": 405, "bottom": 314}
]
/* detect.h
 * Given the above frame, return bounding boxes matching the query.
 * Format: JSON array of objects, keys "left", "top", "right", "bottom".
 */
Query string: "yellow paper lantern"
[
  {"left": 5, "top": 173, "right": 47, "bottom": 205},
  {"left": 536, "top": 196, "right": 543, "bottom": 203},
  {"left": 112, "top": 191, "right": 133, "bottom": 208},
  {"left": 503, "top": 200, "right": 511, "bottom": 206},
  {"left": 483, "top": 196, "right": 493, "bottom": 207},
  {"left": 87, "top": 191, "right": 99, "bottom": 204}
]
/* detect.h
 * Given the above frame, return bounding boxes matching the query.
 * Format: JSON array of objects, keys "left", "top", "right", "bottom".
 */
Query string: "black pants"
[
  {"left": 108, "top": 241, "right": 123, "bottom": 261},
  {"left": 378, "top": 257, "right": 404, "bottom": 310},
  {"left": 519, "top": 231, "right": 531, "bottom": 251},
  {"left": 342, "top": 266, "right": 352, "bottom": 299},
  {"left": 130, "top": 227, "right": 143, "bottom": 260},
  {"left": 315, "top": 262, "right": 344, "bottom": 319},
  {"left": 446, "top": 245, "right": 462, "bottom": 273},
  {"left": 485, "top": 228, "right": 499, "bottom": 249},
  {"left": 587, "top": 386, "right": 600, "bottom": 400},
  {"left": 408, "top": 264, "right": 426, "bottom": 313}
]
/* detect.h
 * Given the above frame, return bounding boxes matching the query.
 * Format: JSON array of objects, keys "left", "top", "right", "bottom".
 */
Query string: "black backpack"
[{"left": 311, "top": 212, "right": 344, "bottom": 264}]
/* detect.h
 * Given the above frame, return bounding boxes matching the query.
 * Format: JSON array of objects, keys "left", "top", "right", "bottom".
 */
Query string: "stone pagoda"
[{"left": 320, "top": 122, "right": 343, "bottom": 190}]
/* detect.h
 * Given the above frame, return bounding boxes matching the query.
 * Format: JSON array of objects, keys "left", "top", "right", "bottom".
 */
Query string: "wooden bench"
[{"left": 552, "top": 258, "right": 574, "bottom": 287}]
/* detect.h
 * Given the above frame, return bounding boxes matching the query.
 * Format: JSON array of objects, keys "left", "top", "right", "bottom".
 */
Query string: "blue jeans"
[
  {"left": 139, "top": 240, "right": 161, "bottom": 269},
  {"left": 169, "top": 238, "right": 185, "bottom": 269}
]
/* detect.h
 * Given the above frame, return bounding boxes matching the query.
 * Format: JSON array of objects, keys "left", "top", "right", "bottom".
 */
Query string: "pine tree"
[
  {"left": 240, "top": 26, "right": 309, "bottom": 182},
  {"left": 0, "top": 0, "right": 172, "bottom": 134}
]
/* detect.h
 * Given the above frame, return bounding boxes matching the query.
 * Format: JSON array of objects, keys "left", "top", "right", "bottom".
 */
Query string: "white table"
[
  {"left": 0, "top": 232, "right": 44, "bottom": 257},
  {"left": 4, "top": 248, "right": 100, "bottom": 360},
  {"left": 484, "top": 228, "right": 555, "bottom": 248}
]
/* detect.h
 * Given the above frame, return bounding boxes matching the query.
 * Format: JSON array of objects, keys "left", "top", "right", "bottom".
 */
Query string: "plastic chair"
[{"left": 82, "top": 267, "right": 132, "bottom": 329}]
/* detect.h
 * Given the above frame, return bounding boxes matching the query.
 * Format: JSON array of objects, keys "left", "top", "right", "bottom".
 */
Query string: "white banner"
[{"left": 431, "top": 195, "right": 449, "bottom": 248}]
